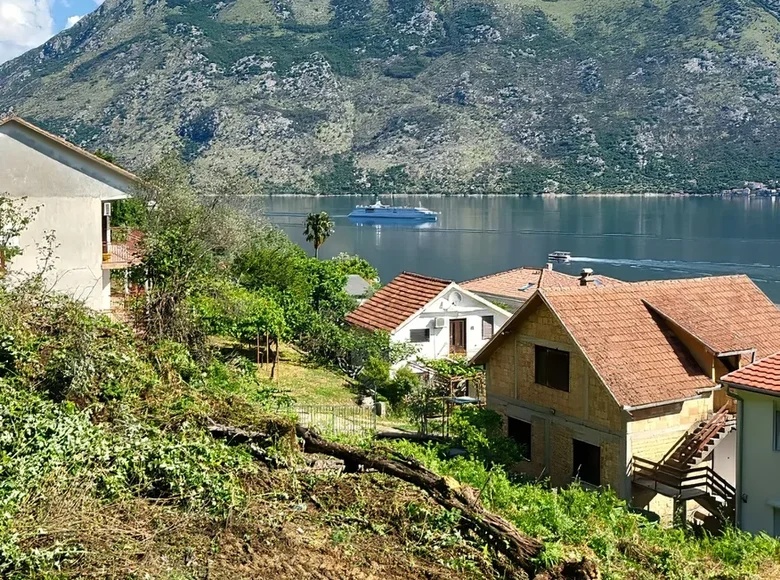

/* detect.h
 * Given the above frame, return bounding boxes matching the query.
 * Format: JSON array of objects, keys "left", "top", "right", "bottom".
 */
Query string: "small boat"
[
  {"left": 348, "top": 200, "right": 439, "bottom": 221},
  {"left": 548, "top": 251, "right": 571, "bottom": 262}
]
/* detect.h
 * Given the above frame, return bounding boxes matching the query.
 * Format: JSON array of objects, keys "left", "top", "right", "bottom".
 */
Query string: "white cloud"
[
  {"left": 65, "top": 14, "right": 80, "bottom": 27},
  {"left": 0, "top": 0, "right": 54, "bottom": 64}
]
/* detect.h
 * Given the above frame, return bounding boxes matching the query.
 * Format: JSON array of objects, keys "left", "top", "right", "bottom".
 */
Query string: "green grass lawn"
[
  {"left": 211, "top": 338, "right": 357, "bottom": 406},
  {"left": 275, "top": 345, "right": 357, "bottom": 406}
]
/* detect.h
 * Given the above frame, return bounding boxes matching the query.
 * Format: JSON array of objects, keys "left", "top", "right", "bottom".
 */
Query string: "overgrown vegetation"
[
  {"left": 386, "top": 417, "right": 780, "bottom": 579},
  {"left": 0, "top": 163, "right": 777, "bottom": 578}
]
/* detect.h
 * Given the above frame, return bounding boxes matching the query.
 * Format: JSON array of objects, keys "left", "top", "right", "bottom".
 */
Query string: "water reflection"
[
  {"left": 348, "top": 217, "right": 438, "bottom": 229},
  {"left": 251, "top": 195, "right": 780, "bottom": 302}
]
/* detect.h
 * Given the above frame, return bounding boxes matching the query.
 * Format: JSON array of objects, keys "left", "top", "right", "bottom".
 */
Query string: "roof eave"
[
  {"left": 723, "top": 381, "right": 780, "bottom": 398},
  {"left": 1, "top": 116, "right": 143, "bottom": 185}
]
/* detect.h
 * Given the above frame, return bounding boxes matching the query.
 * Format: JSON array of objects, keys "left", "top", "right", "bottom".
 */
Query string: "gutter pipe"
[{"left": 726, "top": 386, "right": 744, "bottom": 530}]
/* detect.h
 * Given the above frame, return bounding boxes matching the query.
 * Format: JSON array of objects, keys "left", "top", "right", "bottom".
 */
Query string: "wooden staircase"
[
  {"left": 662, "top": 404, "right": 736, "bottom": 469},
  {"left": 632, "top": 457, "right": 736, "bottom": 524}
]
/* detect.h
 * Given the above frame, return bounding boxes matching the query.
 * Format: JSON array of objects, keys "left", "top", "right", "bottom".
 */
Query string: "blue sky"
[{"left": 0, "top": 0, "right": 103, "bottom": 64}]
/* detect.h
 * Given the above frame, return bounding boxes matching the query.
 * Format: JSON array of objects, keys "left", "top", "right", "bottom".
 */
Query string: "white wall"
[
  {"left": 392, "top": 286, "right": 510, "bottom": 363},
  {"left": 737, "top": 390, "right": 780, "bottom": 536},
  {"left": 0, "top": 122, "right": 135, "bottom": 199},
  {"left": 0, "top": 122, "right": 137, "bottom": 311},
  {"left": 712, "top": 430, "right": 737, "bottom": 488},
  {"left": 7, "top": 196, "right": 110, "bottom": 311}
]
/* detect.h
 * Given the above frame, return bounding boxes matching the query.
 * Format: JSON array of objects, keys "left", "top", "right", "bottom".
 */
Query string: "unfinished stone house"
[{"left": 471, "top": 274, "right": 780, "bottom": 524}]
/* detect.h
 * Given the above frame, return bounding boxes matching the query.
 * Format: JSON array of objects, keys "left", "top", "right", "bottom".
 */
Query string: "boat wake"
[{"left": 569, "top": 256, "right": 780, "bottom": 283}]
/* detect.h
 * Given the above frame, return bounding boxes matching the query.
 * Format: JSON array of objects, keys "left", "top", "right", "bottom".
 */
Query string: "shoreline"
[{"left": 209, "top": 191, "right": 779, "bottom": 198}]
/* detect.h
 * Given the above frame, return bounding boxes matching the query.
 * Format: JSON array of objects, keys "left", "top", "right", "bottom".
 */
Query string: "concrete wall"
[
  {"left": 736, "top": 390, "right": 780, "bottom": 536},
  {"left": 0, "top": 121, "right": 136, "bottom": 311},
  {"left": 6, "top": 196, "right": 110, "bottom": 311},
  {"left": 484, "top": 300, "right": 628, "bottom": 497},
  {"left": 712, "top": 430, "right": 736, "bottom": 487},
  {"left": 0, "top": 122, "right": 135, "bottom": 199},
  {"left": 392, "top": 287, "right": 509, "bottom": 362}
]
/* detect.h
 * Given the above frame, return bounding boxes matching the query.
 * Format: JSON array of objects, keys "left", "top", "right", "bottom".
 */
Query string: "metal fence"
[{"left": 295, "top": 405, "right": 377, "bottom": 436}]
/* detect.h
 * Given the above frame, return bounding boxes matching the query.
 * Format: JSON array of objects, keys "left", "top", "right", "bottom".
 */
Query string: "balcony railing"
[{"left": 102, "top": 228, "right": 143, "bottom": 270}]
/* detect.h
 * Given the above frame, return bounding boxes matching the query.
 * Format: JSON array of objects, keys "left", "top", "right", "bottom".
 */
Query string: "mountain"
[{"left": 1, "top": 0, "right": 779, "bottom": 194}]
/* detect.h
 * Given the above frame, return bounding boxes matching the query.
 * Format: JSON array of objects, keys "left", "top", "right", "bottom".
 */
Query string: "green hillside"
[{"left": 1, "top": 0, "right": 779, "bottom": 193}]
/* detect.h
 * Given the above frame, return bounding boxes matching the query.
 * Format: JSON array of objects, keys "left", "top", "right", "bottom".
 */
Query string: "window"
[
  {"left": 775, "top": 410, "right": 780, "bottom": 451},
  {"left": 573, "top": 439, "right": 601, "bottom": 486},
  {"left": 534, "top": 345, "right": 570, "bottom": 391},
  {"left": 409, "top": 328, "right": 430, "bottom": 343},
  {"left": 482, "top": 315, "right": 495, "bottom": 340},
  {"left": 507, "top": 417, "right": 532, "bottom": 460}
]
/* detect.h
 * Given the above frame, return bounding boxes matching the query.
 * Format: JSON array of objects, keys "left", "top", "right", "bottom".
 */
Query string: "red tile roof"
[
  {"left": 474, "top": 275, "right": 780, "bottom": 408},
  {"left": 461, "top": 266, "right": 622, "bottom": 301},
  {"left": 721, "top": 351, "right": 780, "bottom": 396},
  {"left": 642, "top": 295, "right": 752, "bottom": 355},
  {"left": 345, "top": 272, "right": 451, "bottom": 332}
]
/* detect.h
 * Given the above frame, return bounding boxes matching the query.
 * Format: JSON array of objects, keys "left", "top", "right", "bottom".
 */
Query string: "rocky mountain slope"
[{"left": 1, "top": 0, "right": 779, "bottom": 193}]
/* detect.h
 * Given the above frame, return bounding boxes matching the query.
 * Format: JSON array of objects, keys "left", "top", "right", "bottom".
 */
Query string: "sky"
[{"left": 0, "top": 0, "right": 103, "bottom": 64}]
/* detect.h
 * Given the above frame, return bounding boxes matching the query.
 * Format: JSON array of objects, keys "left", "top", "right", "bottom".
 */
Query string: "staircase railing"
[
  {"left": 663, "top": 403, "right": 734, "bottom": 468},
  {"left": 632, "top": 456, "right": 736, "bottom": 521}
]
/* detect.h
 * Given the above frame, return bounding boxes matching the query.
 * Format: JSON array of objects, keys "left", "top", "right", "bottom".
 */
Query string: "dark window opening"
[
  {"left": 573, "top": 439, "right": 601, "bottom": 486},
  {"left": 482, "top": 315, "right": 495, "bottom": 340},
  {"left": 534, "top": 345, "right": 570, "bottom": 391},
  {"left": 507, "top": 417, "right": 531, "bottom": 461},
  {"left": 410, "top": 328, "right": 430, "bottom": 343}
]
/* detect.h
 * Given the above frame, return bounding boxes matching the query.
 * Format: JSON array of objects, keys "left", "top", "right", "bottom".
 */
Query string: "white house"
[
  {"left": 722, "top": 352, "right": 780, "bottom": 536},
  {"left": 345, "top": 271, "right": 511, "bottom": 363},
  {"left": 0, "top": 116, "right": 142, "bottom": 311}
]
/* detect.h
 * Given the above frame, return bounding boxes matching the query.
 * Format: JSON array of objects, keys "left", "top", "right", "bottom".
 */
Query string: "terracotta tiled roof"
[
  {"left": 642, "top": 295, "right": 752, "bottom": 355},
  {"left": 721, "top": 351, "right": 780, "bottom": 396},
  {"left": 461, "top": 266, "right": 622, "bottom": 301},
  {"left": 0, "top": 116, "right": 141, "bottom": 184},
  {"left": 461, "top": 267, "right": 547, "bottom": 299},
  {"left": 345, "top": 272, "right": 451, "bottom": 332},
  {"left": 474, "top": 275, "right": 780, "bottom": 408}
]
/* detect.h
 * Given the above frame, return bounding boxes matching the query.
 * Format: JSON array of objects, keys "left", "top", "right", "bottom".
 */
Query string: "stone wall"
[{"left": 486, "top": 299, "right": 628, "bottom": 496}]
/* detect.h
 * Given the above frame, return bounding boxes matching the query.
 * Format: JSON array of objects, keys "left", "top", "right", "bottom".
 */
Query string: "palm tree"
[{"left": 303, "top": 212, "right": 334, "bottom": 258}]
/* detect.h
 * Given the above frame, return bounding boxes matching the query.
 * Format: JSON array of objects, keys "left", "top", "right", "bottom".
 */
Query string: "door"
[{"left": 449, "top": 318, "right": 467, "bottom": 355}]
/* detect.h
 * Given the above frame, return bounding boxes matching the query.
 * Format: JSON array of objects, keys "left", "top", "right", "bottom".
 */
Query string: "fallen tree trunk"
[
  {"left": 208, "top": 419, "right": 598, "bottom": 579},
  {"left": 295, "top": 425, "right": 543, "bottom": 575}
]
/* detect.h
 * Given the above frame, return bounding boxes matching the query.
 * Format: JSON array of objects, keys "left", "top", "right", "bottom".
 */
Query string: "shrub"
[
  {"left": 449, "top": 406, "right": 524, "bottom": 467},
  {"left": 357, "top": 355, "right": 390, "bottom": 399},
  {"left": 379, "top": 366, "right": 420, "bottom": 408}
]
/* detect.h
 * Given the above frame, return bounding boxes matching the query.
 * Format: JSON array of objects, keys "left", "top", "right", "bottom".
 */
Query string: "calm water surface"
[{"left": 244, "top": 196, "right": 780, "bottom": 303}]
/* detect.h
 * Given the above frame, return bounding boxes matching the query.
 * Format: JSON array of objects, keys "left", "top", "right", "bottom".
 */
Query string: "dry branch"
[{"left": 206, "top": 419, "right": 598, "bottom": 579}]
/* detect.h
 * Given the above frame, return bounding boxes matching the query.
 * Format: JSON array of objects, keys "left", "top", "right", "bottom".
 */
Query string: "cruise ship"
[{"left": 348, "top": 200, "right": 439, "bottom": 221}]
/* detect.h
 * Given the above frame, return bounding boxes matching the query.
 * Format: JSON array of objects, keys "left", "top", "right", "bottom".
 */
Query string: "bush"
[
  {"left": 379, "top": 366, "right": 420, "bottom": 408},
  {"left": 449, "top": 406, "right": 524, "bottom": 467},
  {"left": 357, "top": 355, "right": 390, "bottom": 398}
]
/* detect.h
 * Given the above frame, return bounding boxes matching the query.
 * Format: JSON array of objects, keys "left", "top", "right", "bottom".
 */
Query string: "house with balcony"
[
  {"left": 345, "top": 272, "right": 510, "bottom": 364},
  {"left": 0, "top": 116, "right": 142, "bottom": 311},
  {"left": 721, "top": 352, "right": 780, "bottom": 536},
  {"left": 471, "top": 275, "right": 780, "bottom": 525},
  {"left": 461, "top": 265, "right": 622, "bottom": 310}
]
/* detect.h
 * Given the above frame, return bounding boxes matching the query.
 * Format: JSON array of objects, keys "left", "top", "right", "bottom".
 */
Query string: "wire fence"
[{"left": 295, "top": 405, "right": 377, "bottom": 436}]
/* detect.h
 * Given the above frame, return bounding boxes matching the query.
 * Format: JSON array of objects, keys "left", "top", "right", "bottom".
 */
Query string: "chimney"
[
  {"left": 545, "top": 263, "right": 553, "bottom": 271},
  {"left": 579, "top": 268, "right": 594, "bottom": 286}
]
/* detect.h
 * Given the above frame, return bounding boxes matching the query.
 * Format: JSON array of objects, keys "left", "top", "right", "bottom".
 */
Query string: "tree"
[
  {"left": 0, "top": 195, "right": 39, "bottom": 275},
  {"left": 303, "top": 212, "right": 334, "bottom": 259}
]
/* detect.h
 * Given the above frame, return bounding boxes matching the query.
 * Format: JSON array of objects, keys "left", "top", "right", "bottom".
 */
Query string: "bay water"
[{"left": 242, "top": 195, "right": 780, "bottom": 303}]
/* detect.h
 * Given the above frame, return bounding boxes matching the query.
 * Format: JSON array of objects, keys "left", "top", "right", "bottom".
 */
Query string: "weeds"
[{"left": 386, "top": 438, "right": 780, "bottom": 578}]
